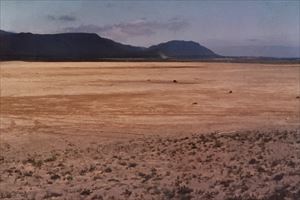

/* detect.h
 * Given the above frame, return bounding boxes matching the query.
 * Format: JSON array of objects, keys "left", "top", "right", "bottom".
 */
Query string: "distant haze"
[
  {"left": 1, "top": 0, "right": 299, "bottom": 58},
  {"left": 212, "top": 46, "right": 300, "bottom": 58}
]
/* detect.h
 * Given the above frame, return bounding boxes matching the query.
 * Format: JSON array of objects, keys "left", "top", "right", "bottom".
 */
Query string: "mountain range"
[{"left": 0, "top": 30, "right": 218, "bottom": 61}]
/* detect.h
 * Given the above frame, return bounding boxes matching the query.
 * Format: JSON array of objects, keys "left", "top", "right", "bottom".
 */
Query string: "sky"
[{"left": 1, "top": 0, "right": 299, "bottom": 57}]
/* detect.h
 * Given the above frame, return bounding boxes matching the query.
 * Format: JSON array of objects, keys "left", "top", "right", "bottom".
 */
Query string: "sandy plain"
[{"left": 0, "top": 61, "right": 299, "bottom": 199}]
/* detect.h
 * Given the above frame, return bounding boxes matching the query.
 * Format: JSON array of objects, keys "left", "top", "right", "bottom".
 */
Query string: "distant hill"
[
  {"left": 148, "top": 40, "right": 217, "bottom": 58},
  {"left": 0, "top": 31, "right": 145, "bottom": 60},
  {"left": 0, "top": 30, "right": 218, "bottom": 60},
  {"left": 0, "top": 30, "right": 14, "bottom": 35}
]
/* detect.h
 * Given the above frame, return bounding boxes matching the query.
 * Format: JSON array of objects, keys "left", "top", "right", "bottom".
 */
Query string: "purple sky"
[{"left": 1, "top": 0, "right": 299, "bottom": 57}]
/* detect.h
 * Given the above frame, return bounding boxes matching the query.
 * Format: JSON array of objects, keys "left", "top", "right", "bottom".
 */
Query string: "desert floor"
[{"left": 0, "top": 61, "right": 299, "bottom": 199}]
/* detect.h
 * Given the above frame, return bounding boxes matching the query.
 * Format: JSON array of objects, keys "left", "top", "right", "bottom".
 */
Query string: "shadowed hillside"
[
  {"left": 0, "top": 30, "right": 218, "bottom": 61},
  {"left": 148, "top": 40, "right": 217, "bottom": 59}
]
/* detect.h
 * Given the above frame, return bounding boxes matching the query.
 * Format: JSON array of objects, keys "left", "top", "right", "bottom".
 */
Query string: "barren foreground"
[{"left": 0, "top": 62, "right": 299, "bottom": 199}]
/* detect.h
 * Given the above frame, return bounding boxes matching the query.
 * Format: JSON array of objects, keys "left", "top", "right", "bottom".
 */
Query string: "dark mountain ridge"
[
  {"left": 148, "top": 40, "right": 216, "bottom": 58},
  {"left": 0, "top": 30, "right": 218, "bottom": 60}
]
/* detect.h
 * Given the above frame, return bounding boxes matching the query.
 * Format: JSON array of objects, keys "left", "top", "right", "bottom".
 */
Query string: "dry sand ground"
[{"left": 0, "top": 61, "right": 299, "bottom": 199}]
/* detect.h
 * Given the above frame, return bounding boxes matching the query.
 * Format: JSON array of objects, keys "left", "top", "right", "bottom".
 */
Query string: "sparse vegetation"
[{"left": 1, "top": 62, "right": 299, "bottom": 199}]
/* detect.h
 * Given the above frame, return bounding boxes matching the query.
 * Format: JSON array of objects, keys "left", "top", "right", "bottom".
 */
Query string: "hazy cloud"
[
  {"left": 247, "top": 38, "right": 261, "bottom": 42},
  {"left": 47, "top": 15, "right": 77, "bottom": 22},
  {"left": 105, "top": 2, "right": 115, "bottom": 8},
  {"left": 63, "top": 17, "right": 189, "bottom": 40}
]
